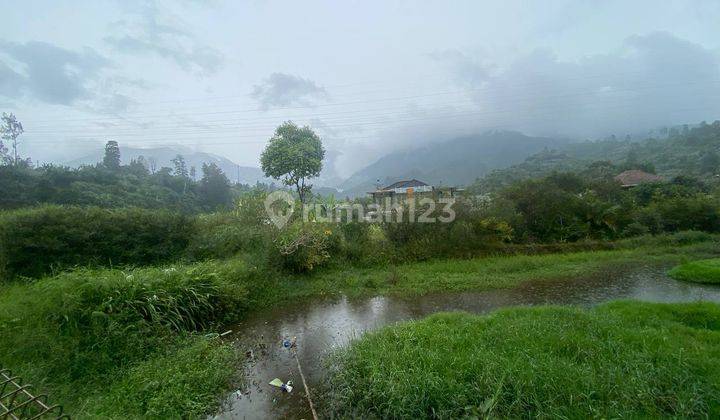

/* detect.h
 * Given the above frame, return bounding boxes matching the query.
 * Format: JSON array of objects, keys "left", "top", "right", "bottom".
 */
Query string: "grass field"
[
  {"left": 324, "top": 301, "right": 720, "bottom": 418},
  {"left": 670, "top": 258, "right": 720, "bottom": 284},
  {"left": 1, "top": 232, "right": 719, "bottom": 417}
]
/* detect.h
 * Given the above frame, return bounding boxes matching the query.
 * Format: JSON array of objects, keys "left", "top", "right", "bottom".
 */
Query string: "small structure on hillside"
[
  {"left": 614, "top": 170, "right": 663, "bottom": 188},
  {"left": 368, "top": 179, "right": 461, "bottom": 204}
]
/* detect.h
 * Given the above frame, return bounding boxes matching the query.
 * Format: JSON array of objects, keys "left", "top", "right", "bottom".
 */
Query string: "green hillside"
[{"left": 472, "top": 120, "right": 720, "bottom": 192}]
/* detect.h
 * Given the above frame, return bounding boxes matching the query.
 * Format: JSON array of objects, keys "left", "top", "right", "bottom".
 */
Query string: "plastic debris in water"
[{"left": 269, "top": 378, "right": 293, "bottom": 393}]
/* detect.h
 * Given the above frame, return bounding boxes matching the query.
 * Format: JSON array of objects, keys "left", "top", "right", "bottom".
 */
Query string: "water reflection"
[{"left": 215, "top": 267, "right": 720, "bottom": 419}]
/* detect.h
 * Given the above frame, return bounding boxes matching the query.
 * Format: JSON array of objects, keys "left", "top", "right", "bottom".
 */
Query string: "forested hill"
[
  {"left": 338, "top": 131, "right": 569, "bottom": 196},
  {"left": 472, "top": 120, "right": 720, "bottom": 192}
]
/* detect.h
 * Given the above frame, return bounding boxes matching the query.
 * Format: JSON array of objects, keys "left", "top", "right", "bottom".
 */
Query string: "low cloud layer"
[
  {"left": 0, "top": 41, "right": 110, "bottom": 105},
  {"left": 251, "top": 73, "right": 327, "bottom": 110},
  {"left": 105, "top": 1, "right": 223, "bottom": 76},
  {"left": 433, "top": 32, "right": 720, "bottom": 138}
]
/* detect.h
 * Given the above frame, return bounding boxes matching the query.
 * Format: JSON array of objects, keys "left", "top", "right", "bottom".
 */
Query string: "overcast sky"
[{"left": 2, "top": 0, "right": 720, "bottom": 176}]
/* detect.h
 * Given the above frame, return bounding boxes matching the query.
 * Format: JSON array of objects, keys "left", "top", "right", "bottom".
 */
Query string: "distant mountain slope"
[
  {"left": 472, "top": 120, "right": 720, "bottom": 192},
  {"left": 338, "top": 131, "right": 569, "bottom": 196},
  {"left": 65, "top": 146, "right": 270, "bottom": 185}
]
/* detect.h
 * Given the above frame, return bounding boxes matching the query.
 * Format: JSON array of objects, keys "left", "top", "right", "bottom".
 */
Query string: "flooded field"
[{"left": 215, "top": 266, "right": 720, "bottom": 419}]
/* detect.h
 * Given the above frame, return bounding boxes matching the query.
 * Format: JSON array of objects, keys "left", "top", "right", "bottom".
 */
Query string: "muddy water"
[{"left": 214, "top": 266, "right": 720, "bottom": 419}]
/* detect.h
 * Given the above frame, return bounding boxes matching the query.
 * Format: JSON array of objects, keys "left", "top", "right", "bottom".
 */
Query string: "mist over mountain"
[{"left": 338, "top": 131, "right": 569, "bottom": 196}]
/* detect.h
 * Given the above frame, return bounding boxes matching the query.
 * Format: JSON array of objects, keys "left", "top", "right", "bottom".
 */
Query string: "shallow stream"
[{"left": 215, "top": 265, "right": 720, "bottom": 419}]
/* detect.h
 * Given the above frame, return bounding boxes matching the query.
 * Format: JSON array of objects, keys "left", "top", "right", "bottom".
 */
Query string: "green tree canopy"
[
  {"left": 260, "top": 121, "right": 324, "bottom": 203},
  {"left": 198, "top": 162, "right": 232, "bottom": 210},
  {"left": 1, "top": 112, "right": 24, "bottom": 165},
  {"left": 172, "top": 154, "right": 189, "bottom": 178},
  {"left": 103, "top": 140, "right": 121, "bottom": 170}
]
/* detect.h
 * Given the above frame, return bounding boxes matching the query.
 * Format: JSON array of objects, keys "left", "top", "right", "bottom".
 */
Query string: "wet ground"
[{"left": 214, "top": 265, "right": 720, "bottom": 419}]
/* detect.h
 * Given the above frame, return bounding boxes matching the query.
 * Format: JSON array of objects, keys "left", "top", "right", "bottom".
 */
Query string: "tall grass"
[
  {"left": 0, "top": 261, "right": 249, "bottom": 416},
  {"left": 83, "top": 337, "right": 238, "bottom": 419},
  {"left": 324, "top": 301, "right": 720, "bottom": 418},
  {"left": 669, "top": 258, "right": 720, "bottom": 284}
]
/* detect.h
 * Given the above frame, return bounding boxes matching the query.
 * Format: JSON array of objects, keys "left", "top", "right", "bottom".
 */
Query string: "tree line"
[{"left": 0, "top": 138, "right": 235, "bottom": 213}]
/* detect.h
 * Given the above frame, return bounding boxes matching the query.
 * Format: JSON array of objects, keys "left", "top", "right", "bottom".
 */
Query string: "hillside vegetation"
[{"left": 474, "top": 120, "right": 720, "bottom": 192}]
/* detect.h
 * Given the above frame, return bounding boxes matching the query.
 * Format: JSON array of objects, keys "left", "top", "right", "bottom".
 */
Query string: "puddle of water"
[{"left": 214, "top": 266, "right": 720, "bottom": 419}]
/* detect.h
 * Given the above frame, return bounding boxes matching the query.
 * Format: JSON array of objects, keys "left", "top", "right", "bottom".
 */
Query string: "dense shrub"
[
  {"left": 383, "top": 201, "right": 512, "bottom": 262},
  {"left": 274, "top": 221, "right": 341, "bottom": 272},
  {"left": 0, "top": 205, "right": 194, "bottom": 279}
]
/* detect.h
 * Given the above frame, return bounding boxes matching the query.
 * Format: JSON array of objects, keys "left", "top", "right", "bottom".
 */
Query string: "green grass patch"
[
  {"left": 324, "top": 301, "right": 720, "bottom": 418},
  {"left": 669, "top": 258, "right": 720, "bottom": 284},
  {"left": 308, "top": 235, "right": 720, "bottom": 297},
  {"left": 82, "top": 337, "right": 238, "bottom": 419}
]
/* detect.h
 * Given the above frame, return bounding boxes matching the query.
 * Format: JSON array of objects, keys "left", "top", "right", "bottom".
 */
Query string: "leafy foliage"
[
  {"left": 0, "top": 206, "right": 193, "bottom": 279},
  {"left": 474, "top": 170, "right": 720, "bottom": 243},
  {"left": 0, "top": 112, "right": 24, "bottom": 165},
  {"left": 198, "top": 162, "right": 233, "bottom": 210},
  {"left": 274, "top": 221, "right": 340, "bottom": 272},
  {"left": 102, "top": 140, "right": 121, "bottom": 170},
  {"left": 0, "top": 157, "right": 236, "bottom": 213},
  {"left": 261, "top": 121, "right": 324, "bottom": 202}
]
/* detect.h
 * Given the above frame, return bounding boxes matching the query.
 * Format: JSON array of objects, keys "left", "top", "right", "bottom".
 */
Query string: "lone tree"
[
  {"left": 1, "top": 112, "right": 24, "bottom": 165},
  {"left": 198, "top": 162, "right": 232, "bottom": 210},
  {"left": 172, "top": 154, "right": 189, "bottom": 194},
  {"left": 103, "top": 140, "right": 121, "bottom": 170},
  {"left": 172, "top": 154, "right": 189, "bottom": 178},
  {"left": 260, "top": 121, "right": 324, "bottom": 203}
]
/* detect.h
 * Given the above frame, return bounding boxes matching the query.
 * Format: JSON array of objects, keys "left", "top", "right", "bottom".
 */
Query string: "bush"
[
  {"left": 274, "top": 222, "right": 340, "bottom": 272},
  {"left": 653, "top": 195, "right": 720, "bottom": 232},
  {"left": 0, "top": 205, "right": 194, "bottom": 279}
]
